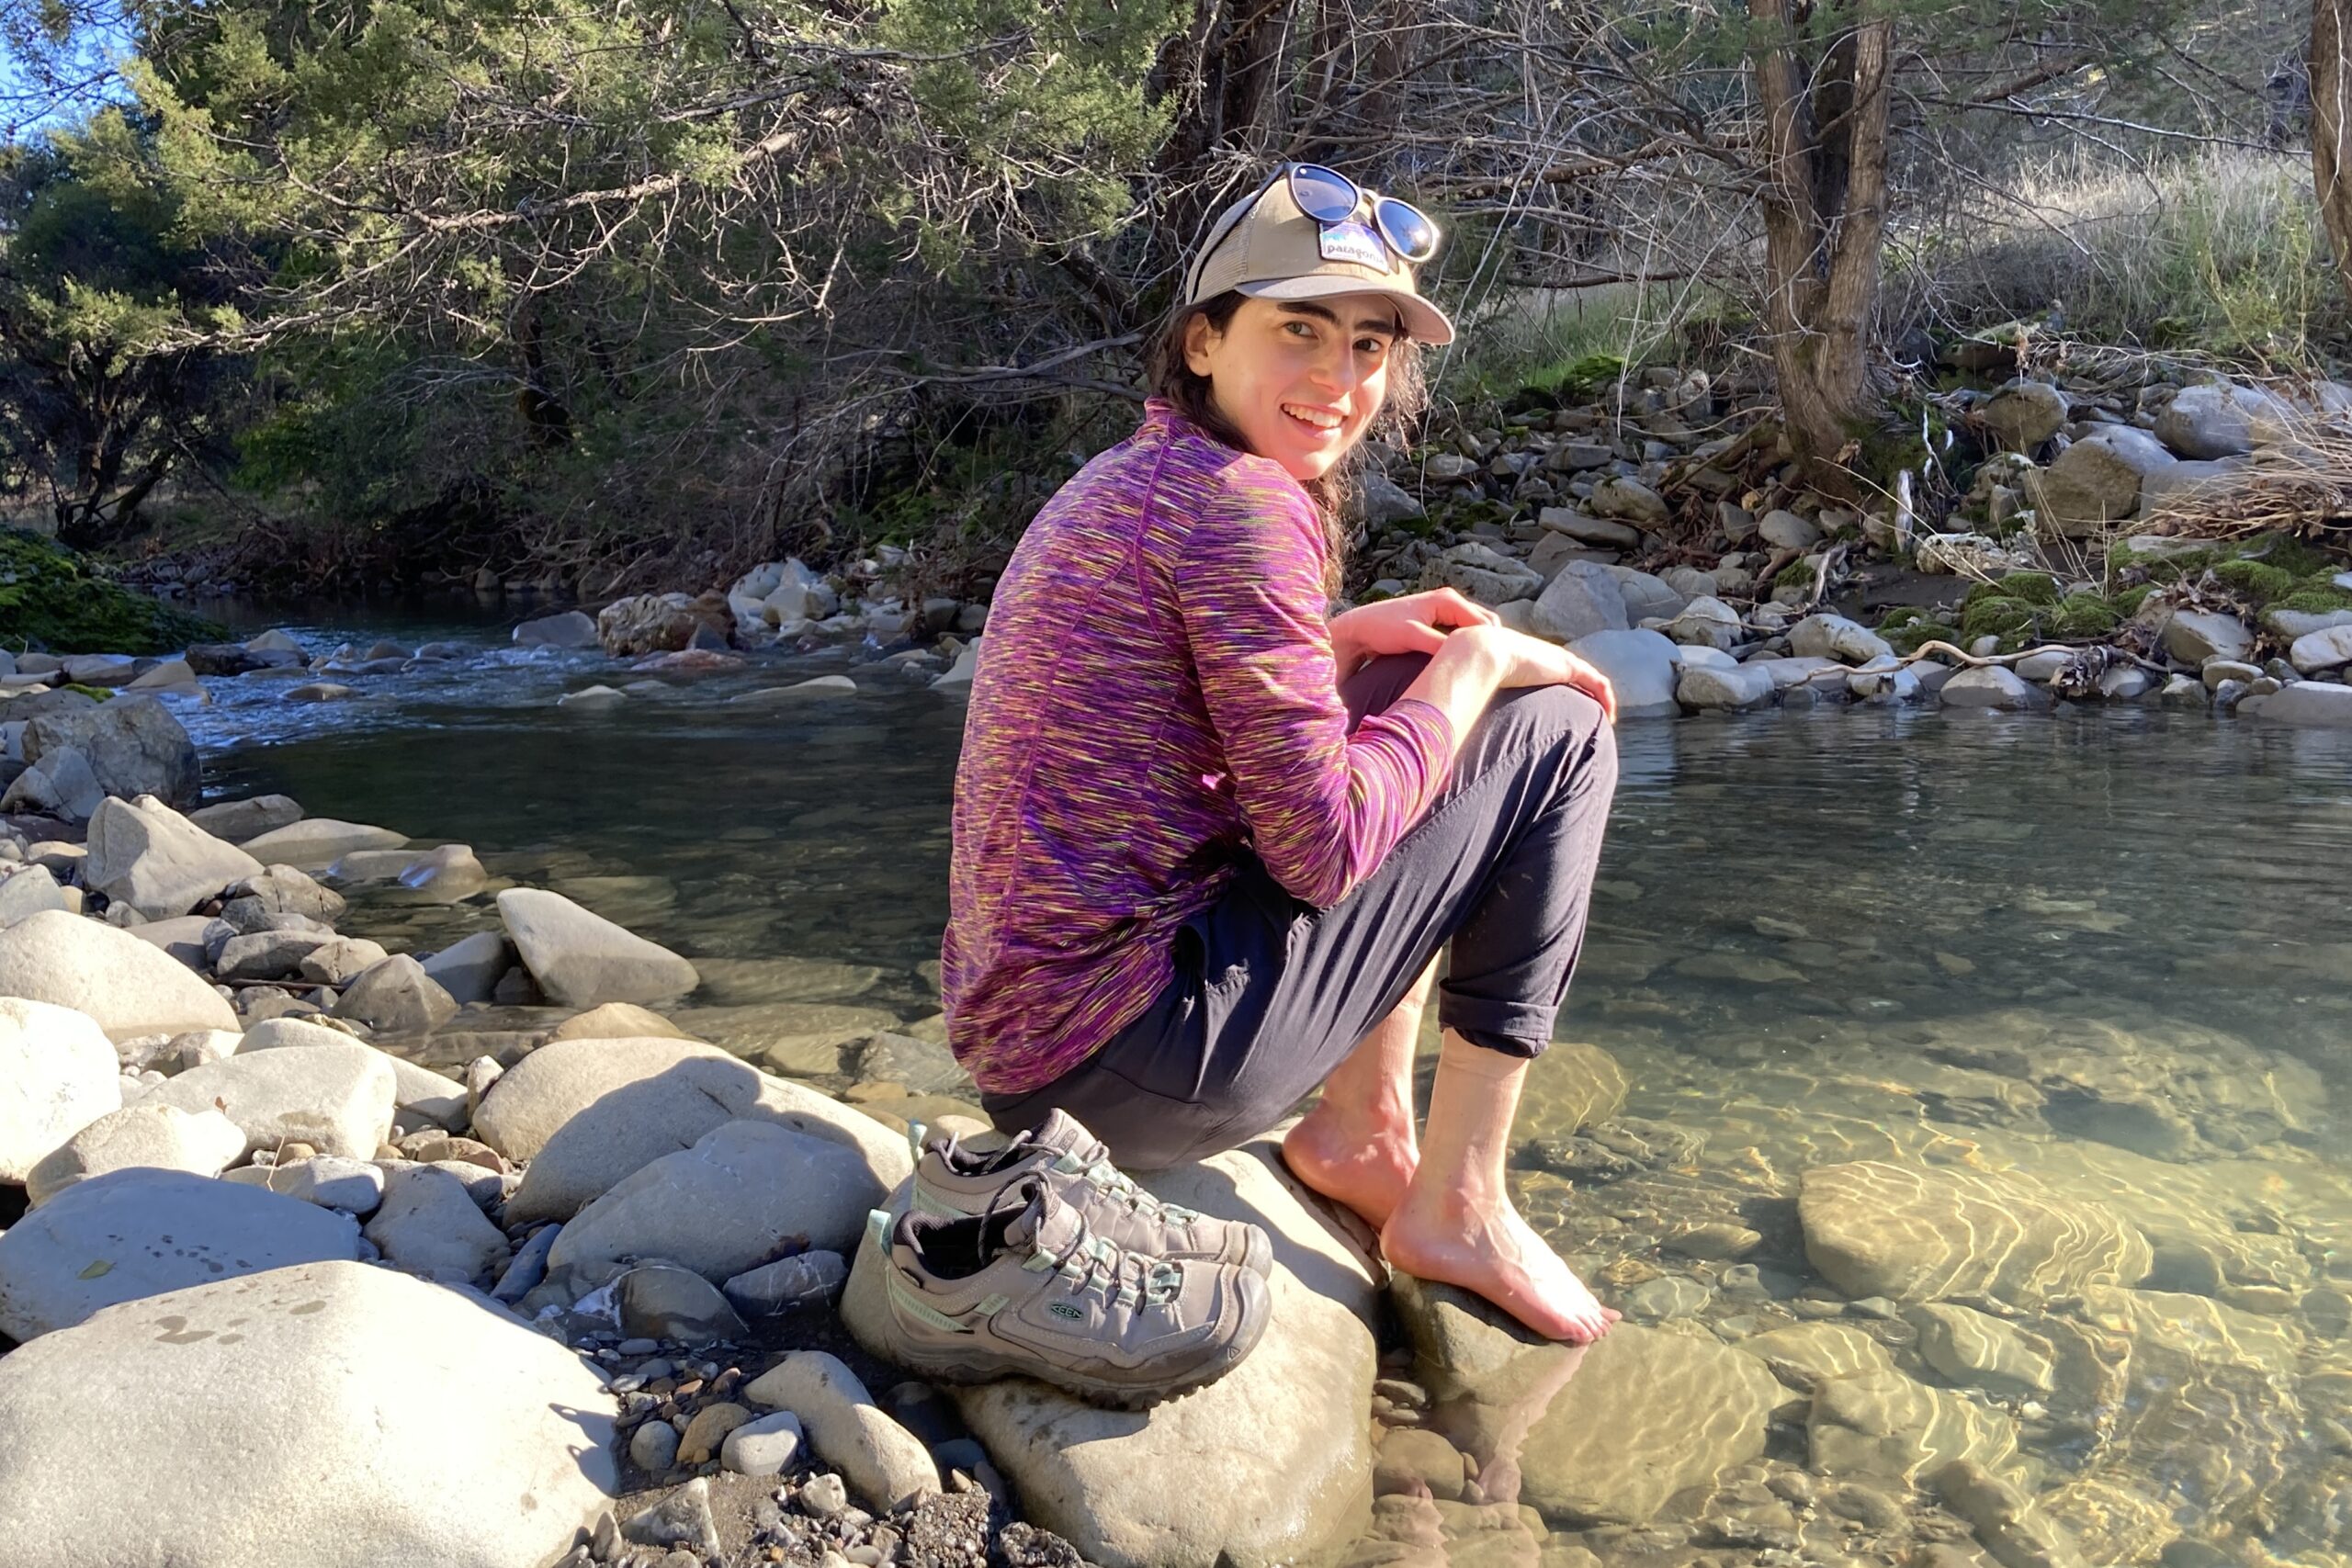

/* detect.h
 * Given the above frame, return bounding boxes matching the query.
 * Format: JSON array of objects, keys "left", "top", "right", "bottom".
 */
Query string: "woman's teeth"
[{"left": 1282, "top": 403, "right": 1342, "bottom": 433}]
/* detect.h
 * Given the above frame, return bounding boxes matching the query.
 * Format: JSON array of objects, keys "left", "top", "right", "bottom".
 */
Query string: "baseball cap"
[{"left": 1182, "top": 175, "right": 1455, "bottom": 345}]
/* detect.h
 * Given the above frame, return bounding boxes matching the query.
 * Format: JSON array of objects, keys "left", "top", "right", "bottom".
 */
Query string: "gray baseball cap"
[{"left": 1182, "top": 176, "right": 1454, "bottom": 344}]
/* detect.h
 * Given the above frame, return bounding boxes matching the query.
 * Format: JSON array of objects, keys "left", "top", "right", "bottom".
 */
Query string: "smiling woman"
[{"left": 939, "top": 164, "right": 1627, "bottom": 1348}]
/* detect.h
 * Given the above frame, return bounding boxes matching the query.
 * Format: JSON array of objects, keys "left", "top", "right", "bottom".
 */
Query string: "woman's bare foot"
[
  {"left": 1380, "top": 1186, "right": 1619, "bottom": 1343},
  {"left": 1280, "top": 1100, "right": 1419, "bottom": 1229}
]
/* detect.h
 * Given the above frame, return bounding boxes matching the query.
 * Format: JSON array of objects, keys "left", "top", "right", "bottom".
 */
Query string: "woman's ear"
[{"left": 1182, "top": 313, "right": 1217, "bottom": 378}]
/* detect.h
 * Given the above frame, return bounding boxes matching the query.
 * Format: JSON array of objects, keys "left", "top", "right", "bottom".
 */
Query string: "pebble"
[
  {"left": 677, "top": 1401, "right": 752, "bottom": 1465},
  {"left": 629, "top": 1417, "right": 681, "bottom": 1472},
  {"left": 800, "top": 1472, "right": 850, "bottom": 1517},
  {"left": 723, "top": 1411, "right": 804, "bottom": 1477}
]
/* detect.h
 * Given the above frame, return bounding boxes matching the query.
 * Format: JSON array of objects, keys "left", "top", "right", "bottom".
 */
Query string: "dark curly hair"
[{"left": 1141, "top": 290, "right": 1429, "bottom": 596}]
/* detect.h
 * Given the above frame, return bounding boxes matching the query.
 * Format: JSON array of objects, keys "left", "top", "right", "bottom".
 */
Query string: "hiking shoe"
[
  {"left": 869, "top": 1178, "right": 1270, "bottom": 1408},
  {"left": 910, "top": 1109, "right": 1273, "bottom": 1278}
]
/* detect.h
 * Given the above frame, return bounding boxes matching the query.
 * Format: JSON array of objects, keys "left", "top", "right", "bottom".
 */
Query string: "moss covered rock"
[
  {"left": 0, "top": 531, "right": 223, "bottom": 656},
  {"left": 2047, "top": 594, "right": 2122, "bottom": 639},
  {"left": 1876, "top": 606, "right": 1962, "bottom": 655}
]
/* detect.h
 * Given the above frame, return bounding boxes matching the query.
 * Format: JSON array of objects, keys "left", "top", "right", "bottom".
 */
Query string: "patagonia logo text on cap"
[{"left": 1316, "top": 220, "right": 1386, "bottom": 270}]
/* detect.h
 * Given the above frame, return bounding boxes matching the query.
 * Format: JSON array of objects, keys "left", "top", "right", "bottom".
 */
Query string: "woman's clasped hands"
[{"left": 1330, "top": 588, "right": 1618, "bottom": 722}]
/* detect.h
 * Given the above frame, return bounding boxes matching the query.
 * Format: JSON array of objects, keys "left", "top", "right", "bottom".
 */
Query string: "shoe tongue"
[
  {"left": 1003, "top": 1180, "right": 1085, "bottom": 1260},
  {"left": 1035, "top": 1108, "right": 1111, "bottom": 1167}
]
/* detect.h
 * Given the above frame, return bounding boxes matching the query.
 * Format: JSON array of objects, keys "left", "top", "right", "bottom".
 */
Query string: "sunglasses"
[{"left": 1184, "top": 163, "right": 1442, "bottom": 301}]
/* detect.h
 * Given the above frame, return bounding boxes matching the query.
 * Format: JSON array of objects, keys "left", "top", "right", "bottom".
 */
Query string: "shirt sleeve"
[{"left": 1170, "top": 460, "right": 1455, "bottom": 908}]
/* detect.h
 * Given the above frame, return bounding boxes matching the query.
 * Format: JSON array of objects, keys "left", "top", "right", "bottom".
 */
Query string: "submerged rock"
[
  {"left": 1799, "top": 1160, "right": 2153, "bottom": 1307},
  {"left": 1808, "top": 1368, "right": 2019, "bottom": 1483},
  {"left": 0, "top": 1259, "right": 616, "bottom": 1566},
  {"left": 496, "top": 886, "right": 699, "bottom": 1007}
]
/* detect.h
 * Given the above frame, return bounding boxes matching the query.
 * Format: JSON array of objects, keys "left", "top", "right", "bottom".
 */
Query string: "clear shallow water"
[{"left": 176, "top": 611, "right": 2352, "bottom": 1565}]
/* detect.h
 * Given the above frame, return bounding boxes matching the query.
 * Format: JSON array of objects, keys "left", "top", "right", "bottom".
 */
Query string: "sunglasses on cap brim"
[{"left": 1185, "top": 163, "right": 1442, "bottom": 300}]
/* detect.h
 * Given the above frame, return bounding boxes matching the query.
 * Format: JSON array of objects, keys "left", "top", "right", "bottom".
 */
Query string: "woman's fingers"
[
  {"left": 1430, "top": 588, "right": 1498, "bottom": 627},
  {"left": 1395, "top": 622, "right": 1452, "bottom": 655}
]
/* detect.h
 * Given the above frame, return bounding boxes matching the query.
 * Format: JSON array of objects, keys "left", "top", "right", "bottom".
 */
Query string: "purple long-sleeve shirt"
[{"left": 943, "top": 398, "right": 1456, "bottom": 1095}]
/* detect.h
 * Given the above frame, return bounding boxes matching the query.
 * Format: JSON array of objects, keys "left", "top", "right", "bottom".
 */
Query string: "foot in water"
[
  {"left": 1380, "top": 1186, "right": 1619, "bottom": 1343},
  {"left": 1280, "top": 1100, "right": 1419, "bottom": 1230}
]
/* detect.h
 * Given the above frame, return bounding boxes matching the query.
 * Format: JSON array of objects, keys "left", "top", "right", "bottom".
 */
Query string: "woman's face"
[{"left": 1183, "top": 292, "right": 1398, "bottom": 482}]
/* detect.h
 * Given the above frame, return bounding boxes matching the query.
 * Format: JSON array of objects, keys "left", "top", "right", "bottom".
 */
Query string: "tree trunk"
[
  {"left": 2315, "top": 0, "right": 2352, "bottom": 307},
  {"left": 1748, "top": 0, "right": 1894, "bottom": 494}
]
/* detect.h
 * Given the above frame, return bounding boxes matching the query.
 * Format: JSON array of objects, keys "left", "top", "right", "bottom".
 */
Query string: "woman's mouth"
[{"left": 1281, "top": 402, "right": 1344, "bottom": 438}]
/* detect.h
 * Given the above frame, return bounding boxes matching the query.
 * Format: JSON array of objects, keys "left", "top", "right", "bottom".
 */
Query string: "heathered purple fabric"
[{"left": 944, "top": 399, "right": 1455, "bottom": 1095}]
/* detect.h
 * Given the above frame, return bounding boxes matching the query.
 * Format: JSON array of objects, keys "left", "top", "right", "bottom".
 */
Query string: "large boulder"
[
  {"left": 1527, "top": 561, "right": 1632, "bottom": 644},
  {"left": 0, "top": 863, "right": 72, "bottom": 926},
  {"left": 546, "top": 1117, "right": 900, "bottom": 1293},
  {"left": 1798, "top": 1160, "right": 2153, "bottom": 1307},
  {"left": 1566, "top": 630, "right": 1679, "bottom": 719},
  {"left": 238, "top": 818, "right": 407, "bottom": 867},
  {"left": 0, "top": 998, "right": 120, "bottom": 1182},
  {"left": 597, "top": 592, "right": 729, "bottom": 656},
  {"left": 83, "top": 795, "right": 265, "bottom": 919},
  {"left": 1676, "top": 661, "right": 1776, "bottom": 712},
  {"left": 139, "top": 1039, "right": 400, "bottom": 1159},
  {"left": 496, "top": 886, "right": 698, "bottom": 1007},
  {"left": 0, "top": 1168, "right": 361, "bottom": 1338},
  {"left": 481, "top": 1036, "right": 910, "bottom": 1223},
  {"left": 2023, "top": 428, "right": 2177, "bottom": 536},
  {"left": 1788, "top": 615, "right": 1894, "bottom": 666},
  {"left": 513, "top": 609, "right": 600, "bottom": 649},
  {"left": 332, "top": 953, "right": 459, "bottom": 1036},
  {"left": 2154, "top": 381, "right": 2290, "bottom": 460},
  {"left": 187, "top": 795, "right": 304, "bottom": 843},
  {"left": 1976, "top": 378, "right": 2068, "bottom": 450},
  {"left": 2157, "top": 609, "right": 2254, "bottom": 666},
  {"left": 25, "top": 1102, "right": 245, "bottom": 1206},
  {"left": 20, "top": 694, "right": 200, "bottom": 807},
  {"left": 0, "top": 746, "right": 104, "bottom": 820},
  {"left": 842, "top": 1138, "right": 1378, "bottom": 1568},
  {"left": 0, "top": 1259, "right": 617, "bottom": 1565},
  {"left": 1939, "top": 666, "right": 2046, "bottom": 712},
  {"left": 0, "top": 910, "right": 239, "bottom": 1038},
  {"left": 2240, "top": 682, "right": 2352, "bottom": 728}
]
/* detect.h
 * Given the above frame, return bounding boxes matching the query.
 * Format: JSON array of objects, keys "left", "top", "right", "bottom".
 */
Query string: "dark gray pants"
[{"left": 981, "top": 651, "right": 1619, "bottom": 1170}]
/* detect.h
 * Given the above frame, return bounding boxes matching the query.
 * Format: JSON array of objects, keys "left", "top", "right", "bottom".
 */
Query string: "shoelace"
[
  {"left": 1019, "top": 1196, "right": 1183, "bottom": 1310},
  {"left": 1050, "top": 1149, "right": 1203, "bottom": 1226}
]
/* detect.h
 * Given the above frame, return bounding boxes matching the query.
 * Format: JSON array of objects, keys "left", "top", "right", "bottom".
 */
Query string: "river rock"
[
  {"left": 598, "top": 592, "right": 726, "bottom": 657},
  {"left": 1939, "top": 666, "right": 2045, "bottom": 712},
  {"left": 1907, "top": 1303, "right": 2055, "bottom": 1394},
  {"left": 722, "top": 1410, "right": 804, "bottom": 1477},
  {"left": 1566, "top": 630, "right": 1679, "bottom": 719},
  {"left": 1808, "top": 1368, "right": 2018, "bottom": 1482},
  {"left": 0, "top": 998, "right": 120, "bottom": 1181},
  {"left": 221, "top": 864, "right": 347, "bottom": 924},
  {"left": 140, "top": 1037, "right": 399, "bottom": 1159},
  {"left": 724, "top": 1251, "right": 849, "bottom": 1315},
  {"left": 1528, "top": 561, "right": 1631, "bottom": 644},
  {"left": 482, "top": 1036, "right": 910, "bottom": 1222},
  {"left": 298, "top": 935, "right": 390, "bottom": 986},
  {"left": 2158, "top": 610, "right": 2253, "bottom": 666},
  {"left": 332, "top": 953, "right": 458, "bottom": 1035},
  {"left": 1601, "top": 566, "right": 1687, "bottom": 622},
  {"left": 845, "top": 1032, "right": 973, "bottom": 1097},
  {"left": 2154, "top": 381, "right": 2288, "bottom": 460},
  {"left": 1977, "top": 378, "right": 2068, "bottom": 450},
  {"left": 1539, "top": 509, "right": 1642, "bottom": 548},
  {"left": 1677, "top": 661, "right": 1776, "bottom": 712},
  {"left": 214, "top": 928, "right": 332, "bottom": 981},
  {"left": 548, "top": 1000, "right": 694, "bottom": 1042},
  {"left": 1789, "top": 615, "right": 1893, "bottom": 666},
  {"left": 514, "top": 609, "right": 600, "bottom": 649},
  {"left": 187, "top": 795, "right": 303, "bottom": 843},
  {"left": 364, "top": 1164, "right": 511, "bottom": 1286},
  {"left": 2240, "top": 682, "right": 2352, "bottom": 728},
  {"left": 0, "top": 863, "right": 71, "bottom": 925},
  {"left": 0, "top": 1258, "right": 616, "bottom": 1564},
  {"left": 239, "top": 818, "right": 408, "bottom": 866},
  {"left": 84, "top": 796, "right": 266, "bottom": 919},
  {"left": 842, "top": 1137, "right": 1377, "bottom": 1567},
  {"left": 1661, "top": 595, "right": 1742, "bottom": 649},
  {"left": 496, "top": 886, "right": 698, "bottom": 1007},
  {"left": 419, "top": 930, "right": 513, "bottom": 1004},
  {"left": 20, "top": 694, "right": 200, "bottom": 807},
  {"left": 1421, "top": 543, "right": 1544, "bottom": 607},
  {"left": 24, "top": 1101, "right": 244, "bottom": 1205},
  {"left": 615, "top": 1261, "right": 749, "bottom": 1342},
  {"left": 2023, "top": 428, "right": 2177, "bottom": 535},
  {"left": 1757, "top": 509, "right": 1821, "bottom": 550},
  {"left": 1739, "top": 1322, "right": 1895, "bottom": 1393},
  {"left": 742, "top": 1351, "right": 942, "bottom": 1512},
  {"left": 0, "top": 909, "right": 238, "bottom": 1037},
  {"left": 547, "top": 1117, "right": 896, "bottom": 1293},
  {"left": 224, "top": 1154, "right": 387, "bottom": 1214},
  {"left": 0, "top": 1168, "right": 362, "bottom": 1338},
  {"left": 1799, "top": 1160, "right": 2153, "bottom": 1307},
  {"left": 1589, "top": 476, "right": 1668, "bottom": 525},
  {"left": 2287, "top": 624, "right": 2352, "bottom": 675},
  {"left": 0, "top": 745, "right": 104, "bottom": 819},
  {"left": 238, "top": 1017, "right": 469, "bottom": 1132}
]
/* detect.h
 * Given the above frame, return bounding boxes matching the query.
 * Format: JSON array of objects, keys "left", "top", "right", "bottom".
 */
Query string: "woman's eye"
[{"left": 1285, "top": 321, "right": 1315, "bottom": 338}]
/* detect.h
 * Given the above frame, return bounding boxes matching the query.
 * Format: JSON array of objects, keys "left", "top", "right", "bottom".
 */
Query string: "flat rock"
[
  {"left": 0, "top": 998, "right": 120, "bottom": 1183},
  {"left": 481, "top": 1036, "right": 912, "bottom": 1223},
  {"left": 497, "top": 886, "right": 699, "bottom": 1007},
  {"left": 2239, "top": 682, "right": 2352, "bottom": 728},
  {"left": 1799, "top": 1160, "right": 2153, "bottom": 1307},
  {"left": 0, "top": 1168, "right": 361, "bottom": 1338},
  {"left": 364, "top": 1164, "right": 511, "bottom": 1286},
  {"left": 332, "top": 953, "right": 459, "bottom": 1036},
  {"left": 187, "top": 795, "right": 303, "bottom": 843},
  {"left": 741, "top": 1351, "right": 941, "bottom": 1513},
  {"left": 25, "top": 1102, "right": 243, "bottom": 1206},
  {"left": 1419, "top": 543, "right": 1544, "bottom": 607},
  {"left": 0, "top": 1259, "right": 616, "bottom": 1565},
  {"left": 0, "top": 910, "right": 239, "bottom": 1038},
  {"left": 238, "top": 818, "right": 408, "bottom": 866},
  {"left": 1807, "top": 1367, "right": 2018, "bottom": 1482},
  {"left": 546, "top": 1118, "right": 899, "bottom": 1293},
  {"left": 844, "top": 1032, "right": 974, "bottom": 1097},
  {"left": 514, "top": 610, "right": 600, "bottom": 649},
  {"left": 2287, "top": 624, "right": 2352, "bottom": 675},
  {"left": 842, "top": 1137, "right": 1377, "bottom": 1568},
  {"left": 1907, "top": 1302, "right": 2055, "bottom": 1394},
  {"left": 221, "top": 864, "right": 347, "bottom": 925},
  {"left": 139, "top": 1038, "right": 399, "bottom": 1159},
  {"left": 1677, "top": 662, "right": 1776, "bottom": 711},
  {"left": 1566, "top": 630, "right": 1679, "bottom": 719}
]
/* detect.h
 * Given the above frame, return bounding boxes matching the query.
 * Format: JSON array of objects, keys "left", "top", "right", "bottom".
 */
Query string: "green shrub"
[
  {"left": 2213, "top": 558, "right": 2296, "bottom": 603},
  {"left": 2048, "top": 594, "right": 2122, "bottom": 639},
  {"left": 1960, "top": 595, "right": 2037, "bottom": 643}
]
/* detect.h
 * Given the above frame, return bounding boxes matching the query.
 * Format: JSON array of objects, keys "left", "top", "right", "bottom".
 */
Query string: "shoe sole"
[{"left": 872, "top": 1296, "right": 1269, "bottom": 1412}]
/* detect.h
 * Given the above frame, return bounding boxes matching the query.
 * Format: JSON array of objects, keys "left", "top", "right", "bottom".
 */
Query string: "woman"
[{"left": 941, "top": 166, "right": 1622, "bottom": 1343}]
